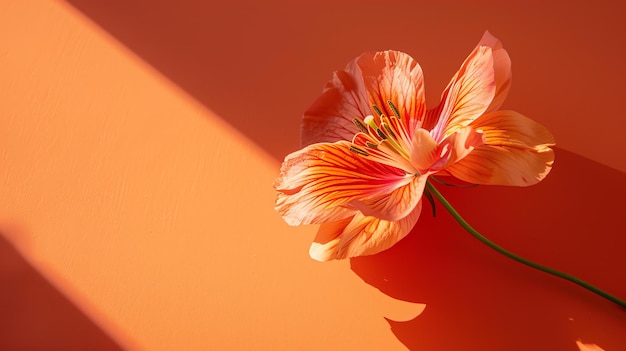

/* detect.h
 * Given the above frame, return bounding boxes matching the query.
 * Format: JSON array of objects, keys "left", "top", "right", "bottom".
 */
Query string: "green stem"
[{"left": 425, "top": 181, "right": 626, "bottom": 308}]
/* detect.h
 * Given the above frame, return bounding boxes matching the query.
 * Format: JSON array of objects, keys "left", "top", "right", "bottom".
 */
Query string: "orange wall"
[{"left": 0, "top": 1, "right": 624, "bottom": 350}]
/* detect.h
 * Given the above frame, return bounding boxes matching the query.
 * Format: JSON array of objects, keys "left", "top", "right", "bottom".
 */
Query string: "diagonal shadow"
[
  {"left": 65, "top": 0, "right": 340, "bottom": 160},
  {"left": 351, "top": 148, "right": 626, "bottom": 350},
  {"left": 0, "top": 233, "right": 125, "bottom": 350},
  {"left": 65, "top": 0, "right": 626, "bottom": 172}
]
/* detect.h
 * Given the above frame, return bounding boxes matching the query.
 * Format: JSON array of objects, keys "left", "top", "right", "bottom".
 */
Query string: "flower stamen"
[
  {"left": 381, "top": 122, "right": 398, "bottom": 140},
  {"left": 348, "top": 104, "right": 422, "bottom": 174},
  {"left": 352, "top": 118, "right": 369, "bottom": 133},
  {"left": 371, "top": 105, "right": 385, "bottom": 118},
  {"left": 387, "top": 100, "right": 401, "bottom": 119},
  {"left": 376, "top": 128, "right": 388, "bottom": 140},
  {"left": 365, "top": 115, "right": 409, "bottom": 159},
  {"left": 349, "top": 145, "right": 370, "bottom": 156}
]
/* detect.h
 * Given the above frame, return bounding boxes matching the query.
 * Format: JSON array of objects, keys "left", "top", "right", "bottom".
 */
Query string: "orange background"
[{"left": 1, "top": 0, "right": 625, "bottom": 350}]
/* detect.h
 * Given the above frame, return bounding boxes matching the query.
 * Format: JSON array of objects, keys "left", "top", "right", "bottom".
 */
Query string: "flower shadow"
[{"left": 351, "top": 148, "right": 626, "bottom": 350}]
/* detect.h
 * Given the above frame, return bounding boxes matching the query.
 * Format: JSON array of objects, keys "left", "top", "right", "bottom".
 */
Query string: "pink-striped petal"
[
  {"left": 301, "top": 68, "right": 371, "bottom": 146},
  {"left": 352, "top": 175, "right": 427, "bottom": 221},
  {"left": 479, "top": 31, "right": 512, "bottom": 113},
  {"left": 309, "top": 204, "right": 423, "bottom": 261},
  {"left": 430, "top": 45, "right": 496, "bottom": 141},
  {"left": 302, "top": 51, "right": 426, "bottom": 146},
  {"left": 410, "top": 128, "right": 440, "bottom": 171},
  {"left": 410, "top": 127, "right": 484, "bottom": 174},
  {"left": 355, "top": 51, "right": 426, "bottom": 138},
  {"left": 424, "top": 32, "right": 510, "bottom": 131},
  {"left": 439, "top": 126, "right": 485, "bottom": 168},
  {"left": 274, "top": 141, "right": 413, "bottom": 226},
  {"left": 446, "top": 110, "right": 555, "bottom": 186}
]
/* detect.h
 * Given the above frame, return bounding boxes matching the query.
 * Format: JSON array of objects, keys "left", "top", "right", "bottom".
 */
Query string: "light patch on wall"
[{"left": 0, "top": 1, "right": 420, "bottom": 350}]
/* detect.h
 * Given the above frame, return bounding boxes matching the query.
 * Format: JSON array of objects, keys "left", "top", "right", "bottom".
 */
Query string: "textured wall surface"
[{"left": 1, "top": 1, "right": 624, "bottom": 350}]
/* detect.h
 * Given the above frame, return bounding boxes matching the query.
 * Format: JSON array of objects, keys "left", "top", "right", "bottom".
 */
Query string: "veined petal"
[
  {"left": 409, "top": 129, "right": 438, "bottom": 169},
  {"left": 428, "top": 45, "right": 496, "bottom": 141},
  {"left": 425, "top": 32, "right": 510, "bottom": 131},
  {"left": 302, "top": 68, "right": 371, "bottom": 146},
  {"left": 446, "top": 110, "right": 555, "bottom": 186},
  {"left": 408, "top": 127, "right": 483, "bottom": 174},
  {"left": 354, "top": 51, "right": 426, "bottom": 138},
  {"left": 440, "top": 126, "right": 485, "bottom": 167},
  {"left": 352, "top": 132, "right": 419, "bottom": 175},
  {"left": 471, "top": 110, "right": 555, "bottom": 150},
  {"left": 351, "top": 174, "right": 427, "bottom": 221},
  {"left": 274, "top": 141, "right": 412, "bottom": 226},
  {"left": 301, "top": 51, "right": 427, "bottom": 146},
  {"left": 479, "top": 31, "right": 512, "bottom": 113},
  {"left": 310, "top": 204, "right": 422, "bottom": 261}
]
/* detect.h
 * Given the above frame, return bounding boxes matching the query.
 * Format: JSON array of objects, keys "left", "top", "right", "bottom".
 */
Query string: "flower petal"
[
  {"left": 428, "top": 44, "right": 496, "bottom": 140},
  {"left": 425, "top": 32, "right": 510, "bottom": 131},
  {"left": 351, "top": 175, "right": 427, "bottom": 222},
  {"left": 309, "top": 204, "right": 423, "bottom": 261},
  {"left": 410, "top": 127, "right": 483, "bottom": 173},
  {"left": 410, "top": 128, "right": 439, "bottom": 171},
  {"left": 302, "top": 51, "right": 426, "bottom": 146},
  {"left": 274, "top": 141, "right": 412, "bottom": 226},
  {"left": 446, "top": 110, "right": 555, "bottom": 186},
  {"left": 355, "top": 51, "right": 426, "bottom": 138},
  {"left": 301, "top": 68, "right": 371, "bottom": 146},
  {"left": 439, "top": 126, "right": 485, "bottom": 168},
  {"left": 479, "top": 31, "right": 512, "bottom": 113}
]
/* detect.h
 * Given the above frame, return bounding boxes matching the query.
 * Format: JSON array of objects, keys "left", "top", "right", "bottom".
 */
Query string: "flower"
[{"left": 274, "top": 31, "right": 555, "bottom": 261}]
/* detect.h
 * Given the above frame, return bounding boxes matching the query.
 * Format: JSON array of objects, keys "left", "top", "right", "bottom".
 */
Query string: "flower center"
[{"left": 348, "top": 101, "right": 419, "bottom": 175}]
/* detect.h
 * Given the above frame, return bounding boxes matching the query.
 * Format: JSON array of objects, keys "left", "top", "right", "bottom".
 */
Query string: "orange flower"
[{"left": 274, "top": 32, "right": 555, "bottom": 261}]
